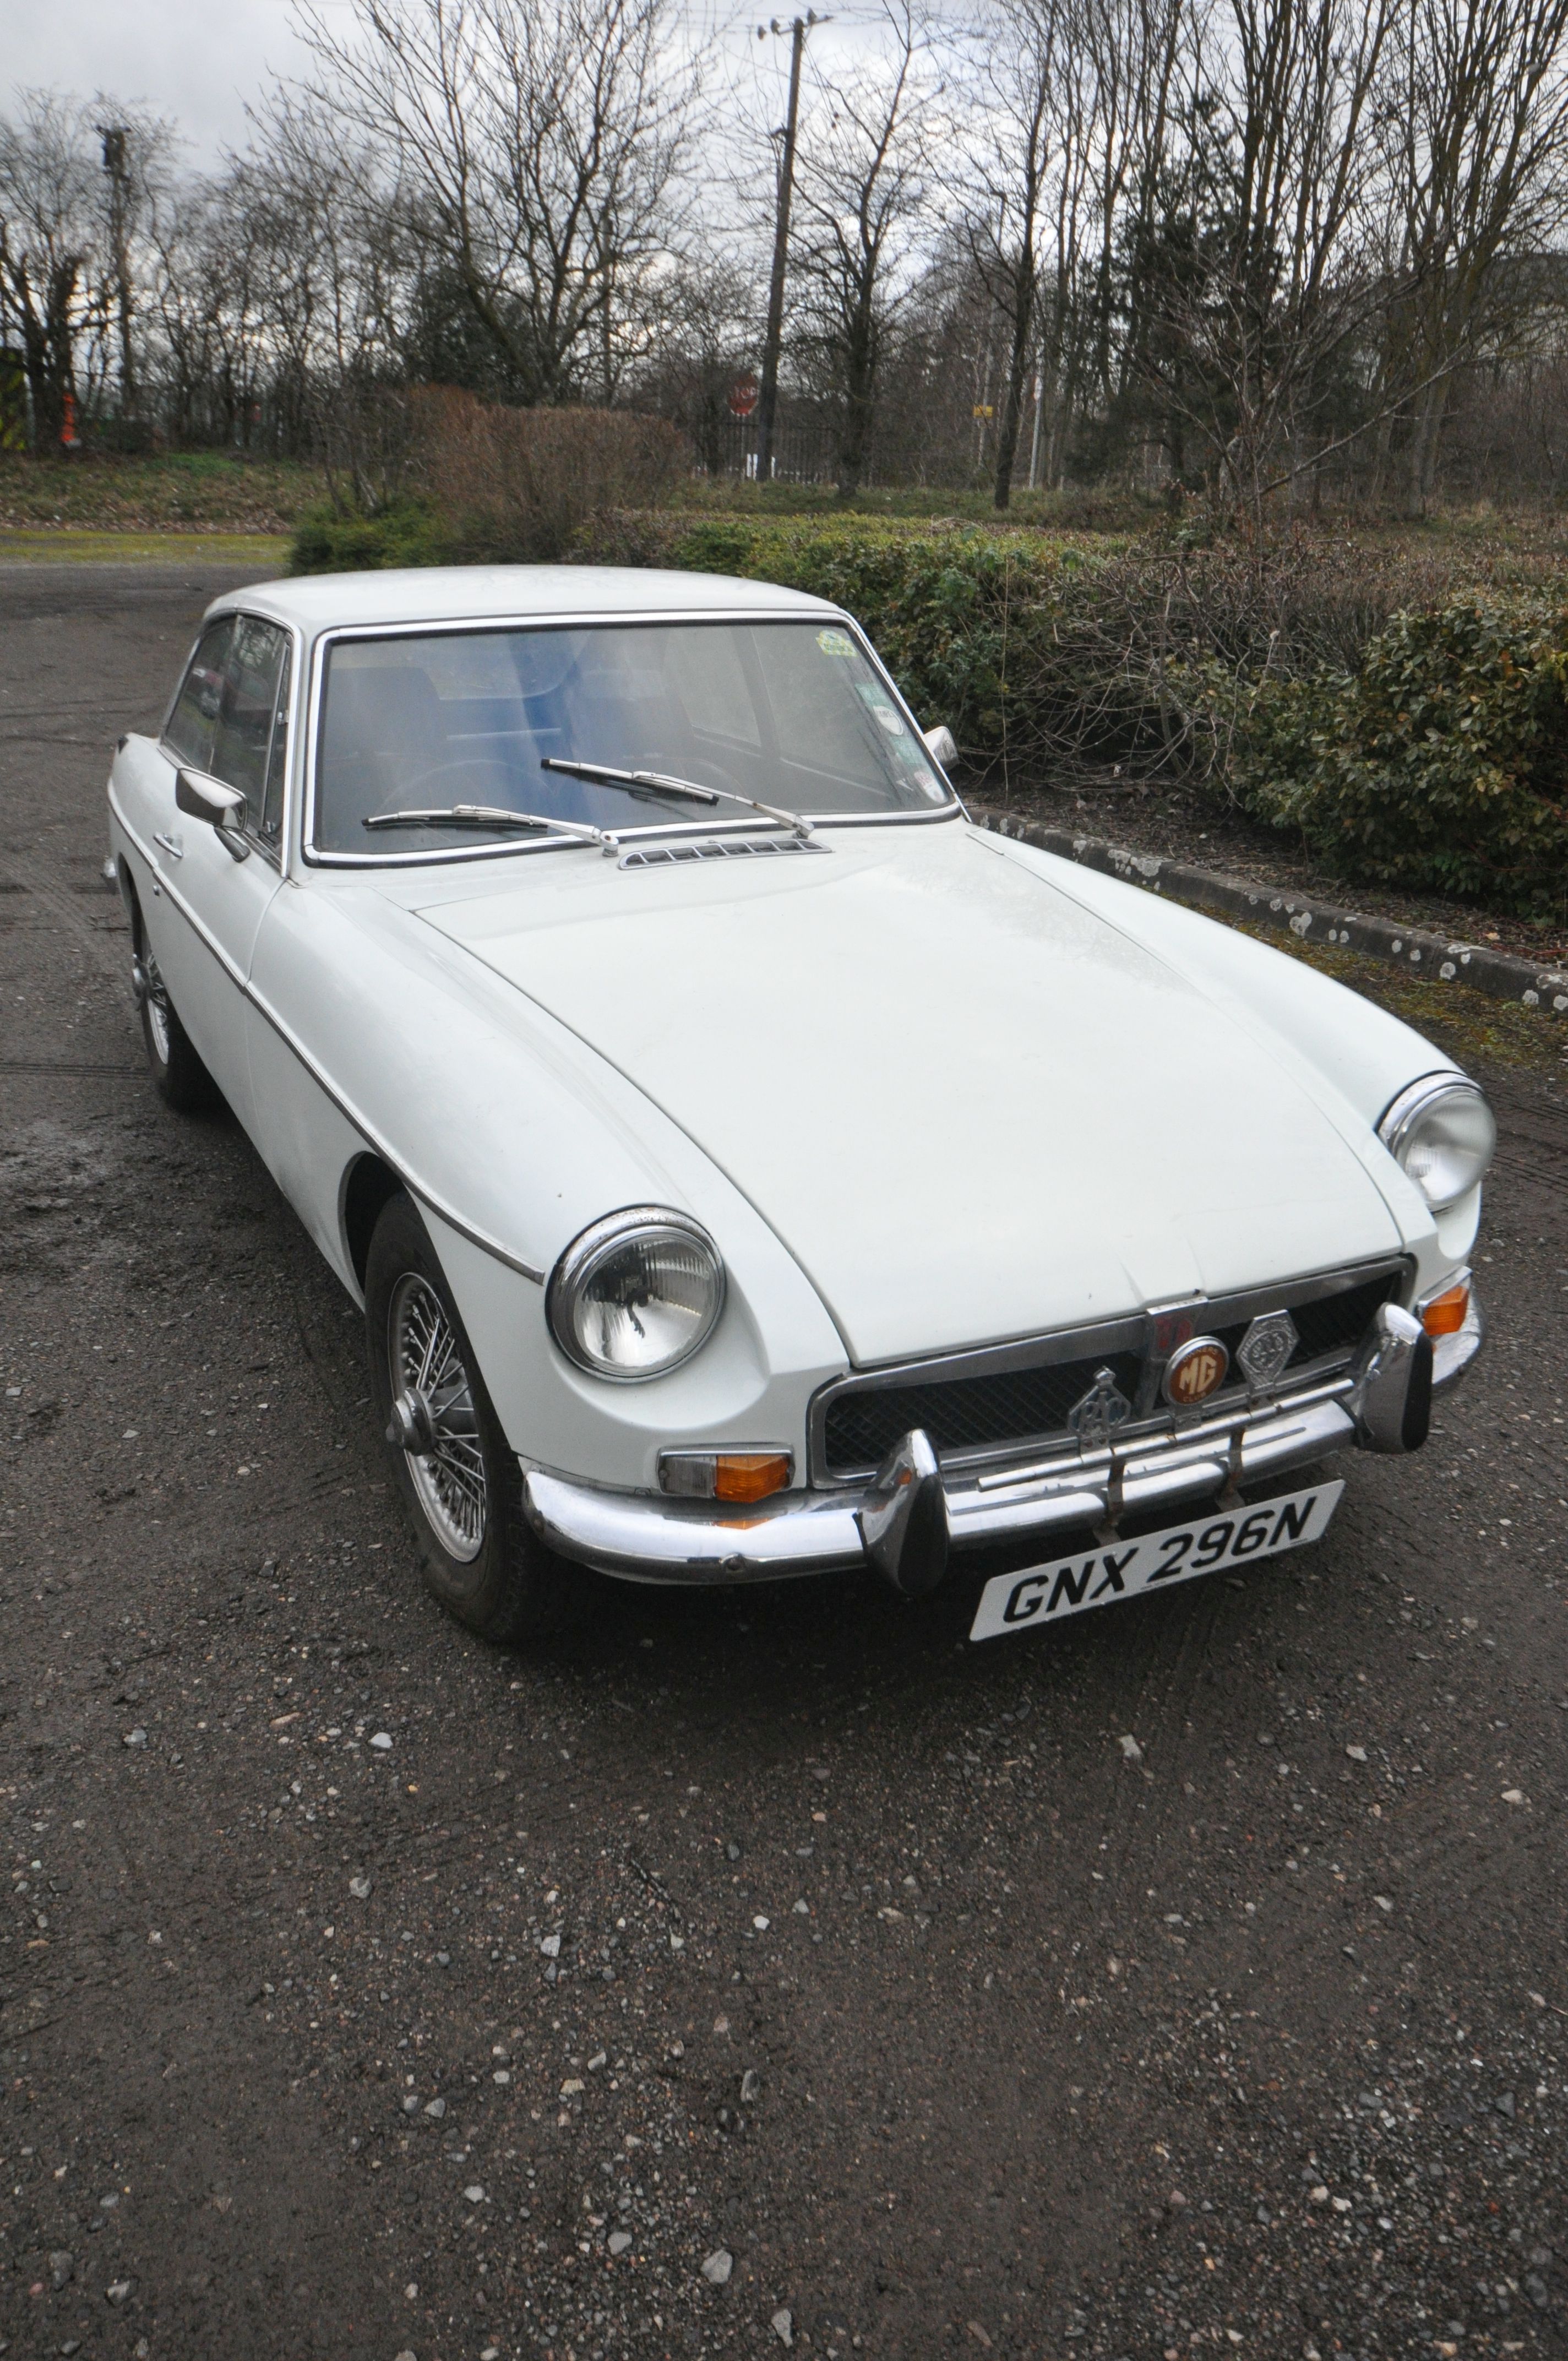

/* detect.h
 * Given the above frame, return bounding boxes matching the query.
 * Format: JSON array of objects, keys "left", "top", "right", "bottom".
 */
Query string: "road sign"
[{"left": 728, "top": 373, "right": 760, "bottom": 418}]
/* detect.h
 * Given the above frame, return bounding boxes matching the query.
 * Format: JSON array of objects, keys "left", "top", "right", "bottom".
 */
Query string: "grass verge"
[{"left": 0, "top": 530, "right": 291, "bottom": 566}]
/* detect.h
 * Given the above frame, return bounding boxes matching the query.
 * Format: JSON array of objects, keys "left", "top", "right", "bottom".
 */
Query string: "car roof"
[{"left": 209, "top": 564, "right": 842, "bottom": 635}]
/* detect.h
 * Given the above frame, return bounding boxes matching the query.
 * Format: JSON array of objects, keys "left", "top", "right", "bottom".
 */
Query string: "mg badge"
[
  {"left": 1237, "top": 1308, "right": 1298, "bottom": 1390},
  {"left": 1163, "top": 1335, "right": 1229, "bottom": 1407},
  {"left": 1068, "top": 1365, "right": 1134, "bottom": 1452}
]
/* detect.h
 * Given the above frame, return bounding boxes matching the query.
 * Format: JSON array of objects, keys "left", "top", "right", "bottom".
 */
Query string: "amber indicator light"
[
  {"left": 714, "top": 1452, "right": 792, "bottom": 1503},
  {"left": 1422, "top": 1282, "right": 1469, "bottom": 1337}
]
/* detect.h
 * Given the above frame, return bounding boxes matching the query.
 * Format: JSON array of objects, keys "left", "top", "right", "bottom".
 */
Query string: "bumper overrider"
[{"left": 522, "top": 1295, "right": 1483, "bottom": 1597}]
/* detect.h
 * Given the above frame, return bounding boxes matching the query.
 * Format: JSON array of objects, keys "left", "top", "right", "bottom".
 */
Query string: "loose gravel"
[{"left": 1, "top": 561, "right": 1565, "bottom": 2361}]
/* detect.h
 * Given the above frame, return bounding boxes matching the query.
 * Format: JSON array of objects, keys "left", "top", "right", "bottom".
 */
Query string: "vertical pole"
[
  {"left": 756, "top": 14, "right": 813, "bottom": 486},
  {"left": 99, "top": 127, "right": 137, "bottom": 417}
]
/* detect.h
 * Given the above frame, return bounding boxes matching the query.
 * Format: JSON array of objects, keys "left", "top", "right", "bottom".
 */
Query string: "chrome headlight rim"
[
  {"left": 1378, "top": 1072, "right": 1496, "bottom": 1212},
  {"left": 546, "top": 1205, "right": 726, "bottom": 1383}
]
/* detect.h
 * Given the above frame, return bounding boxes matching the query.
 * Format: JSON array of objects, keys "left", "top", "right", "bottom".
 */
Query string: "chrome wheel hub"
[
  {"left": 387, "top": 1274, "right": 486, "bottom": 1562},
  {"left": 136, "top": 950, "right": 171, "bottom": 1065}
]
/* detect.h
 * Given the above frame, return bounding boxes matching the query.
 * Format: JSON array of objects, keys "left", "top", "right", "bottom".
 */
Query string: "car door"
[{"left": 139, "top": 613, "right": 292, "bottom": 1131}]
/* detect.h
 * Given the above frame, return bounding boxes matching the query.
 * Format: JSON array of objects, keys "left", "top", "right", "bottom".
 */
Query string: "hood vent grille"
[{"left": 619, "top": 835, "right": 823, "bottom": 869}]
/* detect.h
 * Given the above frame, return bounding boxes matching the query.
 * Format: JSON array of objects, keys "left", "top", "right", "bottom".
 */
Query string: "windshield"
[{"left": 311, "top": 618, "right": 951, "bottom": 856}]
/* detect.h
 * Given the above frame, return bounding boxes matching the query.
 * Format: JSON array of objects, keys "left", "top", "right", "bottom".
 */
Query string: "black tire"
[
  {"left": 135, "top": 943, "right": 219, "bottom": 1113},
  {"left": 365, "top": 1192, "right": 576, "bottom": 1642}
]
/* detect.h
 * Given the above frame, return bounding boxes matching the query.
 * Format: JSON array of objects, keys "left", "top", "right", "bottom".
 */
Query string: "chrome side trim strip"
[
  {"left": 110, "top": 787, "right": 247, "bottom": 987},
  {"left": 243, "top": 979, "right": 547, "bottom": 1285},
  {"left": 110, "top": 791, "right": 546, "bottom": 1286}
]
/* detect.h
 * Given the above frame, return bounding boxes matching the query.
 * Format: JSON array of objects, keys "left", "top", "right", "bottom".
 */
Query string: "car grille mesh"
[
  {"left": 824, "top": 1351, "right": 1146, "bottom": 1477},
  {"left": 820, "top": 1271, "right": 1400, "bottom": 1478}
]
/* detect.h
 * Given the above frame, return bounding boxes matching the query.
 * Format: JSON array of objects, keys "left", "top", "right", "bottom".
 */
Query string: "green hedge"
[
  {"left": 1233, "top": 597, "right": 1568, "bottom": 912},
  {"left": 575, "top": 509, "right": 1121, "bottom": 750},
  {"left": 288, "top": 493, "right": 1568, "bottom": 915},
  {"left": 288, "top": 497, "right": 444, "bottom": 575}
]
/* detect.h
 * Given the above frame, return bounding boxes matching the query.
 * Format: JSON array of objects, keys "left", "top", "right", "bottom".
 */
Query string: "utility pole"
[
  {"left": 755, "top": 10, "right": 828, "bottom": 485},
  {"left": 98, "top": 126, "right": 137, "bottom": 418}
]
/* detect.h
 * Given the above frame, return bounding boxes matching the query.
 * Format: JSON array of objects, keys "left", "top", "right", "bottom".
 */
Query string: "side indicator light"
[
  {"left": 659, "top": 1449, "right": 794, "bottom": 1503},
  {"left": 714, "top": 1452, "right": 793, "bottom": 1503},
  {"left": 1421, "top": 1281, "right": 1470, "bottom": 1337}
]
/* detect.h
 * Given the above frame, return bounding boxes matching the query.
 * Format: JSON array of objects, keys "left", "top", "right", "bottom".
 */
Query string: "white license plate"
[{"left": 968, "top": 1480, "right": 1343, "bottom": 1643}]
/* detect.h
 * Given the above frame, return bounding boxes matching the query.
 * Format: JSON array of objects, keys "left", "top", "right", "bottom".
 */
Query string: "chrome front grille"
[{"left": 812, "top": 1260, "right": 1407, "bottom": 1483}]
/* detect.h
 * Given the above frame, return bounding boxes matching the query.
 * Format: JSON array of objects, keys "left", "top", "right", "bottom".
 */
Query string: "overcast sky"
[
  {"left": 8, "top": 1, "right": 894, "bottom": 174},
  {"left": 7, "top": 0, "right": 336, "bottom": 160}
]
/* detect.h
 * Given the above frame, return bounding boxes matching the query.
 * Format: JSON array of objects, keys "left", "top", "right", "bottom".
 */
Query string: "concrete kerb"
[{"left": 973, "top": 806, "right": 1568, "bottom": 1019}]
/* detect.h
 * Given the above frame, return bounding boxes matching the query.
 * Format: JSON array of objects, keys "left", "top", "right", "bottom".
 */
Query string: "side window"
[
  {"left": 163, "top": 617, "right": 234, "bottom": 773},
  {"left": 209, "top": 616, "right": 288, "bottom": 813},
  {"left": 258, "top": 642, "right": 292, "bottom": 852}
]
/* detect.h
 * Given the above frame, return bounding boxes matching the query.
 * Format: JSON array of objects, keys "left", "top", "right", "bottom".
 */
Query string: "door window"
[
  {"left": 163, "top": 617, "right": 234, "bottom": 773},
  {"left": 210, "top": 616, "right": 288, "bottom": 815}
]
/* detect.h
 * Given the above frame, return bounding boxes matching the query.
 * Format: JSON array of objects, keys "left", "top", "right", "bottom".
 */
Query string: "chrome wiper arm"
[
  {"left": 362, "top": 803, "right": 615, "bottom": 850},
  {"left": 540, "top": 755, "right": 814, "bottom": 840}
]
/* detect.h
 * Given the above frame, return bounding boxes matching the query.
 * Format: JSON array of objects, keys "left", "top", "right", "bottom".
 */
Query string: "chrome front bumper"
[{"left": 522, "top": 1296, "right": 1482, "bottom": 1591}]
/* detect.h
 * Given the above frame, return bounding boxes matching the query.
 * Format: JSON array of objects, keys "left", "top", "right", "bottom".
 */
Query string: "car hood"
[{"left": 412, "top": 823, "right": 1406, "bottom": 1363}]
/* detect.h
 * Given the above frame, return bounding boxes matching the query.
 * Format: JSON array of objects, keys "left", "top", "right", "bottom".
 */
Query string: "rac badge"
[{"left": 1163, "top": 1335, "right": 1229, "bottom": 1407}]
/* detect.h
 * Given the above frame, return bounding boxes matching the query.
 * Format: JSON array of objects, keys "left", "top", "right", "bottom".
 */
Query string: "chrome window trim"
[
  {"left": 298, "top": 607, "right": 961, "bottom": 868},
  {"left": 807, "top": 1253, "right": 1413, "bottom": 1486},
  {"left": 109, "top": 787, "right": 545, "bottom": 1288}
]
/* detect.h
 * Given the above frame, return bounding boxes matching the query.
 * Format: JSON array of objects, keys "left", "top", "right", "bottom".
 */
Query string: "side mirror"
[
  {"left": 176, "top": 767, "right": 251, "bottom": 859},
  {"left": 922, "top": 724, "right": 958, "bottom": 772}
]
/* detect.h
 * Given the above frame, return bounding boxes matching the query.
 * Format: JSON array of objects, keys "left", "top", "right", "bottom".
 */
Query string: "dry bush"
[{"left": 412, "top": 388, "right": 690, "bottom": 561}]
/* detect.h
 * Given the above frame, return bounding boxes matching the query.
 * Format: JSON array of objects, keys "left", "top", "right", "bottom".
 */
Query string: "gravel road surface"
[{"left": 2, "top": 562, "right": 1566, "bottom": 2361}]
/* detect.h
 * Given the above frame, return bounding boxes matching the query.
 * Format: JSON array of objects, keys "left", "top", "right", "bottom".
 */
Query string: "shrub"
[
  {"left": 575, "top": 508, "right": 1103, "bottom": 750},
  {"left": 289, "top": 391, "right": 690, "bottom": 575},
  {"left": 288, "top": 496, "right": 443, "bottom": 574},
  {"left": 1234, "top": 597, "right": 1568, "bottom": 913},
  {"left": 417, "top": 390, "right": 690, "bottom": 562}
]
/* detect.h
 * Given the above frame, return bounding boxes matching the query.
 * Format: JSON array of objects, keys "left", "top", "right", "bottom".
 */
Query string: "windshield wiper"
[
  {"left": 363, "top": 803, "right": 616, "bottom": 852},
  {"left": 540, "top": 757, "right": 814, "bottom": 840}
]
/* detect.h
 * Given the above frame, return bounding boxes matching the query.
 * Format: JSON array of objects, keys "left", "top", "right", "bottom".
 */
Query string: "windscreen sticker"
[{"left": 815, "top": 628, "right": 853, "bottom": 656}]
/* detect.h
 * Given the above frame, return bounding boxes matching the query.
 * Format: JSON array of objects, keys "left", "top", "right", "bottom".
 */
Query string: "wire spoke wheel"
[
  {"left": 389, "top": 1272, "right": 487, "bottom": 1562},
  {"left": 140, "top": 951, "right": 172, "bottom": 1065}
]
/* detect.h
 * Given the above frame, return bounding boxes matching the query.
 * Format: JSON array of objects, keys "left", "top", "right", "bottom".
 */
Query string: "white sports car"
[{"left": 107, "top": 566, "right": 1491, "bottom": 1644}]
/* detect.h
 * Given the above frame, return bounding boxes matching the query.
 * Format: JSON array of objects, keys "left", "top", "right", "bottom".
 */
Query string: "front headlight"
[
  {"left": 547, "top": 1207, "right": 725, "bottom": 1380},
  {"left": 1378, "top": 1074, "right": 1496, "bottom": 1211}
]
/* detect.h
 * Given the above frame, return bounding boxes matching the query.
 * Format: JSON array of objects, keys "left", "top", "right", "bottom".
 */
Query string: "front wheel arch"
[
  {"left": 365, "top": 1190, "right": 576, "bottom": 1642},
  {"left": 342, "top": 1152, "right": 405, "bottom": 1293}
]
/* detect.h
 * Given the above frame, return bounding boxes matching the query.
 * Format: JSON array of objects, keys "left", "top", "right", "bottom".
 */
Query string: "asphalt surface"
[{"left": 2, "top": 561, "right": 1566, "bottom": 2361}]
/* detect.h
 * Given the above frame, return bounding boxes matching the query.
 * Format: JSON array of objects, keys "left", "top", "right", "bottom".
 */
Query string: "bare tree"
[
  {"left": 788, "top": 2, "right": 938, "bottom": 493},
  {"left": 1126, "top": 0, "right": 1397, "bottom": 520},
  {"left": 956, "top": 0, "right": 1064, "bottom": 507},
  {"left": 0, "top": 94, "right": 104, "bottom": 445},
  {"left": 295, "top": 0, "right": 697, "bottom": 406},
  {"left": 1374, "top": 0, "right": 1568, "bottom": 510}
]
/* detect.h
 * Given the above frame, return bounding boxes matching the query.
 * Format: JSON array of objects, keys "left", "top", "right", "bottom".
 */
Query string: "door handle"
[{"left": 154, "top": 830, "right": 185, "bottom": 859}]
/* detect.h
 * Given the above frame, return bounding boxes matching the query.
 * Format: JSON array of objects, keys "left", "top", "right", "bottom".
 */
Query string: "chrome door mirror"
[
  {"left": 176, "top": 766, "right": 245, "bottom": 826},
  {"left": 922, "top": 724, "right": 958, "bottom": 772},
  {"left": 175, "top": 767, "right": 251, "bottom": 859}
]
